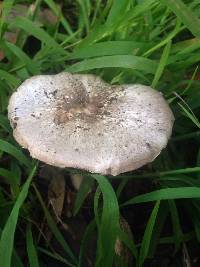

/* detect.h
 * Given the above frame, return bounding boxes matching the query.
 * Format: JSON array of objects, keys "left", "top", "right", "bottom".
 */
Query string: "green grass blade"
[
  {"left": 75, "top": 24, "right": 110, "bottom": 49},
  {"left": 33, "top": 184, "right": 77, "bottom": 264},
  {"left": 4, "top": 41, "right": 40, "bottom": 75},
  {"left": 168, "top": 200, "right": 182, "bottom": 252},
  {"left": 0, "top": 168, "right": 18, "bottom": 186},
  {"left": 78, "top": 0, "right": 156, "bottom": 48},
  {"left": 159, "top": 175, "right": 200, "bottom": 187},
  {"left": 161, "top": 0, "right": 200, "bottom": 39},
  {"left": 12, "top": 250, "right": 24, "bottom": 267},
  {"left": 159, "top": 231, "right": 195, "bottom": 244},
  {"left": 0, "top": 84, "right": 8, "bottom": 111},
  {"left": 0, "top": 115, "right": 11, "bottom": 132},
  {"left": 101, "top": 0, "right": 113, "bottom": 18},
  {"left": 0, "top": 165, "right": 37, "bottom": 267},
  {"left": 118, "top": 228, "right": 138, "bottom": 259},
  {"left": 94, "top": 186, "right": 101, "bottom": 230},
  {"left": 67, "top": 55, "right": 157, "bottom": 74},
  {"left": 12, "top": 17, "right": 66, "bottom": 54},
  {"left": 171, "top": 37, "right": 198, "bottom": 54},
  {"left": 70, "top": 41, "right": 151, "bottom": 59},
  {"left": 38, "top": 247, "right": 74, "bottom": 266},
  {"left": 106, "top": 0, "right": 129, "bottom": 26},
  {"left": 148, "top": 201, "right": 169, "bottom": 258},
  {"left": 151, "top": 40, "right": 171, "bottom": 88},
  {"left": 197, "top": 149, "right": 200, "bottom": 179},
  {"left": 185, "top": 204, "right": 200, "bottom": 242},
  {"left": 91, "top": 0, "right": 102, "bottom": 24},
  {"left": 0, "top": 69, "right": 21, "bottom": 88},
  {"left": 73, "top": 176, "right": 94, "bottom": 216},
  {"left": 44, "top": 0, "right": 73, "bottom": 35},
  {"left": 178, "top": 102, "right": 200, "bottom": 128},
  {"left": 123, "top": 187, "right": 200, "bottom": 206},
  {"left": 0, "top": 229, "right": 24, "bottom": 267},
  {"left": 160, "top": 167, "right": 200, "bottom": 176},
  {"left": 0, "top": 0, "right": 15, "bottom": 37},
  {"left": 116, "top": 166, "right": 200, "bottom": 179},
  {"left": 78, "top": 219, "right": 96, "bottom": 267},
  {"left": 92, "top": 174, "right": 120, "bottom": 267},
  {"left": 138, "top": 201, "right": 160, "bottom": 267},
  {"left": 143, "top": 20, "right": 182, "bottom": 57},
  {"left": 116, "top": 178, "right": 129, "bottom": 198},
  {"left": 26, "top": 224, "right": 39, "bottom": 267},
  {"left": 77, "top": 0, "right": 90, "bottom": 34},
  {"left": 0, "top": 139, "right": 31, "bottom": 168},
  {"left": 125, "top": 0, "right": 157, "bottom": 23}
]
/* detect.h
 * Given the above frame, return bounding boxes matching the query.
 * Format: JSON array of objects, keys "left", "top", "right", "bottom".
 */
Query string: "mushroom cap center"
[{"left": 53, "top": 86, "right": 121, "bottom": 125}]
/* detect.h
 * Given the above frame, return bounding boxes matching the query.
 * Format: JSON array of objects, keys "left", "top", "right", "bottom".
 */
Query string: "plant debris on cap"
[{"left": 8, "top": 73, "right": 174, "bottom": 176}]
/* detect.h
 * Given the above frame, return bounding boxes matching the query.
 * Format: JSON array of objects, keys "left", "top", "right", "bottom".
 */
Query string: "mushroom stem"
[{"left": 70, "top": 173, "right": 84, "bottom": 190}]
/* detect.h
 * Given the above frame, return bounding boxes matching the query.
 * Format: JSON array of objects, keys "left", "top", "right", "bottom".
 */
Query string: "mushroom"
[{"left": 8, "top": 72, "right": 174, "bottom": 186}]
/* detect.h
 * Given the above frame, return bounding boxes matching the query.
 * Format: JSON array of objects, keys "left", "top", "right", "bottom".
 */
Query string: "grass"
[{"left": 0, "top": 0, "right": 200, "bottom": 266}]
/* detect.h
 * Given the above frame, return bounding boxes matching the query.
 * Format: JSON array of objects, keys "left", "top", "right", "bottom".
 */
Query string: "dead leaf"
[
  {"left": 70, "top": 173, "right": 83, "bottom": 190},
  {"left": 39, "top": 8, "right": 58, "bottom": 25},
  {"left": 115, "top": 216, "right": 133, "bottom": 266}
]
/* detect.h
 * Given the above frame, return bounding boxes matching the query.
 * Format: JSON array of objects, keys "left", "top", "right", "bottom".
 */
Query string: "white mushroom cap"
[{"left": 8, "top": 73, "right": 174, "bottom": 176}]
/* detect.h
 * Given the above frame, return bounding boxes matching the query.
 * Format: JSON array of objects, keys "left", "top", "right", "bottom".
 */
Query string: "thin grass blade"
[
  {"left": 4, "top": 41, "right": 40, "bottom": 75},
  {"left": 78, "top": 219, "right": 96, "bottom": 267},
  {"left": 12, "top": 17, "right": 66, "bottom": 55},
  {"left": 0, "top": 139, "right": 31, "bottom": 168},
  {"left": 0, "top": 69, "right": 21, "bottom": 88},
  {"left": 67, "top": 55, "right": 157, "bottom": 74},
  {"left": 44, "top": 0, "right": 73, "bottom": 35},
  {"left": 123, "top": 187, "right": 200, "bottom": 206},
  {"left": 33, "top": 184, "right": 77, "bottom": 265},
  {"left": 92, "top": 174, "right": 120, "bottom": 267},
  {"left": 161, "top": 0, "right": 200, "bottom": 39},
  {"left": 73, "top": 176, "right": 94, "bottom": 216},
  {"left": 0, "top": 165, "right": 37, "bottom": 267},
  {"left": 151, "top": 41, "right": 171, "bottom": 88},
  {"left": 0, "top": 0, "right": 15, "bottom": 37},
  {"left": 26, "top": 224, "right": 39, "bottom": 267},
  {"left": 138, "top": 201, "right": 160, "bottom": 266},
  {"left": 70, "top": 41, "right": 151, "bottom": 59},
  {"left": 168, "top": 199, "right": 182, "bottom": 252}
]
